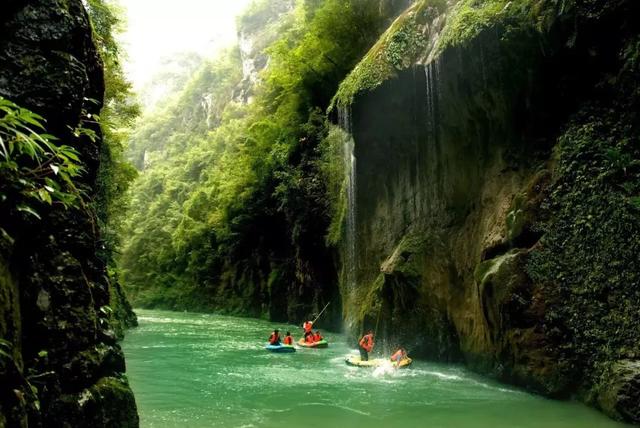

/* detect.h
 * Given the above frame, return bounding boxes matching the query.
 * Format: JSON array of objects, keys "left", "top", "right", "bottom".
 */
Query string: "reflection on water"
[{"left": 122, "top": 309, "right": 627, "bottom": 428}]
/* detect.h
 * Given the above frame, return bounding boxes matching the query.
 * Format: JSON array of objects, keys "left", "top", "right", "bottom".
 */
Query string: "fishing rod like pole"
[
  {"left": 312, "top": 301, "right": 331, "bottom": 324},
  {"left": 360, "top": 301, "right": 383, "bottom": 338}
]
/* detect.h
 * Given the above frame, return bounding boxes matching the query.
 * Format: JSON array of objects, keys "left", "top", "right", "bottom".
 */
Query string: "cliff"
[
  {"left": 334, "top": 0, "right": 640, "bottom": 423},
  {"left": 119, "top": 0, "right": 415, "bottom": 330},
  {"left": 0, "top": 1, "right": 138, "bottom": 426}
]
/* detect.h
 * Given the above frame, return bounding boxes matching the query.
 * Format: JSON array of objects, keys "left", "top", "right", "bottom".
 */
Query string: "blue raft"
[{"left": 265, "top": 343, "right": 296, "bottom": 353}]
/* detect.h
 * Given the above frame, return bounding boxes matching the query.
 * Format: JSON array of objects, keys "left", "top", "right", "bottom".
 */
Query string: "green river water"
[{"left": 122, "top": 309, "right": 628, "bottom": 428}]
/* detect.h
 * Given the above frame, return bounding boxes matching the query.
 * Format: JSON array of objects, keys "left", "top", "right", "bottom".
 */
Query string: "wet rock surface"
[
  {"left": 0, "top": 0, "right": 138, "bottom": 426},
  {"left": 594, "top": 360, "right": 640, "bottom": 423},
  {"left": 340, "top": 0, "right": 640, "bottom": 422}
]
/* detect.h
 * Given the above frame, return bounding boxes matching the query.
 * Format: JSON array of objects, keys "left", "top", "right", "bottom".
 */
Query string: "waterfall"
[
  {"left": 338, "top": 106, "right": 357, "bottom": 314},
  {"left": 423, "top": 58, "right": 442, "bottom": 215},
  {"left": 423, "top": 58, "right": 441, "bottom": 141}
]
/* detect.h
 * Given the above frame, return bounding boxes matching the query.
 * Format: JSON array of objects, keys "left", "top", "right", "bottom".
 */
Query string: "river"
[{"left": 122, "top": 309, "right": 627, "bottom": 428}]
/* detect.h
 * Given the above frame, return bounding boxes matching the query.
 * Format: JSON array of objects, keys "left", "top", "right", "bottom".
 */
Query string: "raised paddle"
[{"left": 312, "top": 301, "right": 331, "bottom": 325}]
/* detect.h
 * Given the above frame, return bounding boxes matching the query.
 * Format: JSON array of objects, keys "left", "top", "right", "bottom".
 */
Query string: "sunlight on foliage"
[
  {"left": 0, "top": 97, "right": 84, "bottom": 242},
  {"left": 119, "top": 0, "right": 391, "bottom": 309}
]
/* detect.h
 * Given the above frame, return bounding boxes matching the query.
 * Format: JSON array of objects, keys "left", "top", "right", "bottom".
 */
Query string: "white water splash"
[{"left": 372, "top": 360, "right": 397, "bottom": 377}]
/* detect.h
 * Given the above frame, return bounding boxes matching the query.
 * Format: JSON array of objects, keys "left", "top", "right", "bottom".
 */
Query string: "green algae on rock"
[
  {"left": 333, "top": 0, "right": 640, "bottom": 423},
  {"left": 0, "top": 0, "right": 139, "bottom": 426}
]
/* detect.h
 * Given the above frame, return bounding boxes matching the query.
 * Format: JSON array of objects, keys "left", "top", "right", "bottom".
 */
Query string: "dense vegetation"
[
  {"left": 0, "top": 98, "right": 85, "bottom": 252},
  {"left": 0, "top": 2, "right": 137, "bottom": 260},
  {"left": 526, "top": 24, "right": 640, "bottom": 389},
  {"left": 0, "top": 1, "right": 140, "bottom": 424},
  {"left": 119, "top": 0, "right": 398, "bottom": 321},
  {"left": 87, "top": 0, "right": 140, "bottom": 269},
  {"left": 86, "top": 0, "right": 140, "bottom": 334}
]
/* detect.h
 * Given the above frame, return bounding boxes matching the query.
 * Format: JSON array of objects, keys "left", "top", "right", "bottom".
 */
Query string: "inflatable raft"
[
  {"left": 345, "top": 356, "right": 412, "bottom": 368},
  {"left": 265, "top": 343, "right": 296, "bottom": 353},
  {"left": 297, "top": 339, "right": 329, "bottom": 348}
]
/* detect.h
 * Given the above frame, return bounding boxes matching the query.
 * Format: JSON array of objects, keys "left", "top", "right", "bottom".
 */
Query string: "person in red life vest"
[
  {"left": 268, "top": 329, "right": 281, "bottom": 345},
  {"left": 283, "top": 331, "right": 293, "bottom": 345},
  {"left": 302, "top": 320, "right": 313, "bottom": 335},
  {"left": 313, "top": 330, "right": 323, "bottom": 342},
  {"left": 358, "top": 330, "right": 374, "bottom": 361},
  {"left": 305, "top": 331, "right": 315, "bottom": 344},
  {"left": 390, "top": 348, "right": 407, "bottom": 367}
]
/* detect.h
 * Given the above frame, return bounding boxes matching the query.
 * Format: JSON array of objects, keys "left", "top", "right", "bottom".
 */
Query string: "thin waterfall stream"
[{"left": 338, "top": 105, "right": 358, "bottom": 329}]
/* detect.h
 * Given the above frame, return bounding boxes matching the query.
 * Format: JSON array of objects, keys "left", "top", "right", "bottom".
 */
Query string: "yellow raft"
[{"left": 345, "top": 356, "right": 413, "bottom": 369}]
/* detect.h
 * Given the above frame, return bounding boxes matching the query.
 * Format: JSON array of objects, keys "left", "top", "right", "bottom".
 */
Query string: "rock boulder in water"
[{"left": 594, "top": 360, "right": 640, "bottom": 424}]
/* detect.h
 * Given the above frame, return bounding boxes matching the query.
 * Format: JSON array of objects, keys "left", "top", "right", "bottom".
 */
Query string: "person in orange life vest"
[
  {"left": 313, "top": 330, "right": 323, "bottom": 342},
  {"left": 358, "top": 330, "right": 374, "bottom": 361},
  {"left": 283, "top": 331, "right": 293, "bottom": 345},
  {"left": 268, "top": 329, "right": 281, "bottom": 345},
  {"left": 305, "top": 331, "right": 315, "bottom": 344},
  {"left": 390, "top": 348, "right": 407, "bottom": 367},
  {"left": 303, "top": 320, "right": 313, "bottom": 335}
]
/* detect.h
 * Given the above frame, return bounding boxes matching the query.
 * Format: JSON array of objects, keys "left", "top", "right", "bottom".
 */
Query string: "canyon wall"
[
  {"left": 0, "top": 1, "right": 138, "bottom": 426},
  {"left": 336, "top": 0, "right": 640, "bottom": 423}
]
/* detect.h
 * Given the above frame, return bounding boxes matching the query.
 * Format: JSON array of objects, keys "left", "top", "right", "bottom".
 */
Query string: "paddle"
[{"left": 312, "top": 301, "right": 331, "bottom": 325}]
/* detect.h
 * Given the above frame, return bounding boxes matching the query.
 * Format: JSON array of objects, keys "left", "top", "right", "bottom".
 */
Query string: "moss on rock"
[
  {"left": 0, "top": 0, "right": 139, "bottom": 425},
  {"left": 332, "top": 0, "right": 446, "bottom": 108},
  {"left": 334, "top": 0, "right": 640, "bottom": 420}
]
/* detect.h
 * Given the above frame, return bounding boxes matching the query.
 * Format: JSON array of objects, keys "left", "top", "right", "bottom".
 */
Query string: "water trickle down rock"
[
  {"left": 337, "top": 105, "right": 359, "bottom": 333},
  {"left": 333, "top": 0, "right": 640, "bottom": 422}
]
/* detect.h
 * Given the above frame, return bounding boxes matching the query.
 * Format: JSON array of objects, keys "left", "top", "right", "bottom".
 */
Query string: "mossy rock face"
[
  {"left": 1, "top": 0, "right": 138, "bottom": 425},
  {"left": 333, "top": 0, "right": 449, "bottom": 108},
  {"left": 51, "top": 376, "right": 139, "bottom": 428},
  {"left": 336, "top": 0, "right": 640, "bottom": 419},
  {"left": 592, "top": 360, "right": 640, "bottom": 423},
  {"left": 109, "top": 280, "right": 138, "bottom": 341}
]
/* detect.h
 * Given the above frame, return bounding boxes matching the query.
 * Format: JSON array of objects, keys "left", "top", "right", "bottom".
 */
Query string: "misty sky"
[{"left": 119, "top": 0, "right": 253, "bottom": 89}]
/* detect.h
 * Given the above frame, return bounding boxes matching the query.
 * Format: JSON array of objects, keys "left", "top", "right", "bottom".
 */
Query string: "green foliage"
[
  {"left": 120, "top": 0, "right": 391, "bottom": 312},
  {"left": 526, "top": 108, "right": 640, "bottom": 378},
  {"left": 435, "top": 0, "right": 566, "bottom": 53},
  {"left": 238, "top": 0, "right": 292, "bottom": 32},
  {"left": 386, "top": 21, "right": 427, "bottom": 68},
  {"left": 333, "top": 0, "right": 564, "bottom": 108},
  {"left": 0, "top": 97, "right": 84, "bottom": 243},
  {"left": 333, "top": 0, "right": 438, "bottom": 107},
  {"left": 317, "top": 125, "right": 349, "bottom": 245},
  {"left": 86, "top": 0, "right": 140, "bottom": 266},
  {"left": 437, "top": 0, "right": 509, "bottom": 51},
  {"left": 0, "top": 338, "right": 12, "bottom": 360}
]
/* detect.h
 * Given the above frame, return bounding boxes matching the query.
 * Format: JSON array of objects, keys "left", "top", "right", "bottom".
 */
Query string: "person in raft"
[
  {"left": 268, "top": 329, "right": 281, "bottom": 345},
  {"left": 390, "top": 348, "right": 407, "bottom": 367},
  {"left": 283, "top": 331, "right": 293, "bottom": 345},
  {"left": 305, "top": 331, "right": 315, "bottom": 344},
  {"left": 303, "top": 320, "right": 313, "bottom": 335},
  {"left": 313, "top": 330, "right": 323, "bottom": 342},
  {"left": 358, "top": 330, "right": 374, "bottom": 361}
]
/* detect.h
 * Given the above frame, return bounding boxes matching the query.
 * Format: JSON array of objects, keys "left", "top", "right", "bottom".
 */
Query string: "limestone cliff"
[
  {"left": 334, "top": 0, "right": 640, "bottom": 423},
  {"left": 121, "top": 0, "right": 417, "bottom": 330},
  {"left": 0, "top": 1, "right": 138, "bottom": 426}
]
